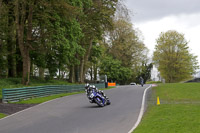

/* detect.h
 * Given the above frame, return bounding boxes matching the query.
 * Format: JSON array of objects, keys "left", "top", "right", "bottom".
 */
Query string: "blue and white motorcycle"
[{"left": 85, "top": 84, "right": 111, "bottom": 107}]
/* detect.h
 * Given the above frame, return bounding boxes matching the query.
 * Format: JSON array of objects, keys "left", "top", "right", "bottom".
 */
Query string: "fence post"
[
  {"left": 2, "top": 88, "right": 5, "bottom": 103},
  {"left": 105, "top": 75, "right": 108, "bottom": 88}
]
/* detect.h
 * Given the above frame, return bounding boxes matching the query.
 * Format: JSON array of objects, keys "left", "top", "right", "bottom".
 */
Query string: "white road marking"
[{"left": 128, "top": 85, "right": 152, "bottom": 133}]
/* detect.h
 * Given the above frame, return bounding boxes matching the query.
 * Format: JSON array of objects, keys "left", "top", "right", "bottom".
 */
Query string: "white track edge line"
[
  {"left": 128, "top": 84, "right": 152, "bottom": 133},
  {"left": 0, "top": 96, "right": 69, "bottom": 121}
]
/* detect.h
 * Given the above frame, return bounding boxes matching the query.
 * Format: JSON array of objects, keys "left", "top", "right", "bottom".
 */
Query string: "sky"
[
  {"left": 124, "top": 0, "right": 200, "bottom": 78},
  {"left": 124, "top": 0, "right": 200, "bottom": 65}
]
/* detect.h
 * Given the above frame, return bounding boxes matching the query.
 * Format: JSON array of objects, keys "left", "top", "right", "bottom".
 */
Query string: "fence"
[{"left": 2, "top": 83, "right": 105, "bottom": 103}]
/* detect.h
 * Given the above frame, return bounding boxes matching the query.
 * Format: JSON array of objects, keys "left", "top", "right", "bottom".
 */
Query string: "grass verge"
[
  {"left": 0, "top": 113, "right": 7, "bottom": 119},
  {"left": 15, "top": 91, "right": 84, "bottom": 104},
  {"left": 133, "top": 83, "right": 200, "bottom": 133}
]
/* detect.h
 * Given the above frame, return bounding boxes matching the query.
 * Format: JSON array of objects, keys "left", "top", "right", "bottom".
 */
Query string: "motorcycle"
[
  {"left": 141, "top": 81, "right": 144, "bottom": 87},
  {"left": 85, "top": 84, "right": 111, "bottom": 107}
]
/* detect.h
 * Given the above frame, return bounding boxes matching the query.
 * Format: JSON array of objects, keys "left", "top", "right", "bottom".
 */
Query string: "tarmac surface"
[{"left": 0, "top": 85, "right": 151, "bottom": 133}]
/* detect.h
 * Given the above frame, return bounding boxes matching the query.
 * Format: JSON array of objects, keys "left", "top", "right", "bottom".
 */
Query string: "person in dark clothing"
[{"left": 139, "top": 76, "right": 144, "bottom": 87}]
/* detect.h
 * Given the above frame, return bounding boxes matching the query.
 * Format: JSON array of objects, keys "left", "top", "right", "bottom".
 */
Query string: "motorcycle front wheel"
[
  {"left": 94, "top": 97, "right": 105, "bottom": 107},
  {"left": 106, "top": 99, "right": 111, "bottom": 105}
]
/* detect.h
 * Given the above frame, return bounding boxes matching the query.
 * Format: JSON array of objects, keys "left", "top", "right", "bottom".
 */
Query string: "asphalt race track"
[{"left": 0, "top": 85, "right": 151, "bottom": 133}]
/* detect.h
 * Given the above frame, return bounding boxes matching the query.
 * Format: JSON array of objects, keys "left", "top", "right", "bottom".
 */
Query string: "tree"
[
  {"left": 153, "top": 30, "right": 199, "bottom": 83},
  {"left": 76, "top": 0, "right": 118, "bottom": 83},
  {"left": 88, "top": 43, "right": 103, "bottom": 81},
  {"left": 99, "top": 56, "right": 131, "bottom": 84},
  {"left": 136, "top": 63, "right": 153, "bottom": 84},
  {"left": 101, "top": 17, "right": 150, "bottom": 84},
  {"left": 13, "top": 0, "right": 88, "bottom": 84}
]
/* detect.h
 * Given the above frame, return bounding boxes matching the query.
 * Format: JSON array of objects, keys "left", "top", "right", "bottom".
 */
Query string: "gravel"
[{"left": 0, "top": 100, "right": 37, "bottom": 115}]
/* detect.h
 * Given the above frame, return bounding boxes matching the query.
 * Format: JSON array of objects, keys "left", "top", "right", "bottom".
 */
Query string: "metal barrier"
[{"left": 2, "top": 83, "right": 105, "bottom": 103}]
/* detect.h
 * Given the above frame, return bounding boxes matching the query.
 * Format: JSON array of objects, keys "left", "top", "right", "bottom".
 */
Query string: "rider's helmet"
[
  {"left": 85, "top": 83, "right": 90, "bottom": 89},
  {"left": 92, "top": 85, "right": 99, "bottom": 91}
]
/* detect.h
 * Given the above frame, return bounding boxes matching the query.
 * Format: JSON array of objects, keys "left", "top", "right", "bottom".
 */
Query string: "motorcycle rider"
[
  {"left": 85, "top": 83, "right": 109, "bottom": 103},
  {"left": 139, "top": 76, "right": 144, "bottom": 87}
]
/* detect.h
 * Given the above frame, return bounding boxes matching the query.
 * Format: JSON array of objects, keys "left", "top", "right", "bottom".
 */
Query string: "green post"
[{"left": 2, "top": 88, "right": 5, "bottom": 103}]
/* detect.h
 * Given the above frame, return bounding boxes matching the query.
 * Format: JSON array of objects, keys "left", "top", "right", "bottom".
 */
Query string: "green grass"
[
  {"left": 133, "top": 83, "right": 200, "bottom": 133},
  {"left": 155, "top": 83, "right": 200, "bottom": 102},
  {"left": 15, "top": 91, "right": 85, "bottom": 104},
  {"left": 134, "top": 104, "right": 200, "bottom": 133},
  {"left": 0, "top": 113, "right": 7, "bottom": 119},
  {"left": 146, "top": 81, "right": 162, "bottom": 84},
  {"left": 0, "top": 78, "right": 73, "bottom": 99}
]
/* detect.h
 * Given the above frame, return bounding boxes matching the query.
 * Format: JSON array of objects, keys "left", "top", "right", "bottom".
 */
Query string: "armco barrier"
[{"left": 2, "top": 83, "right": 105, "bottom": 103}]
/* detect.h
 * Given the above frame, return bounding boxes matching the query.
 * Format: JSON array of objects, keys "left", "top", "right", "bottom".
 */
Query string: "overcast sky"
[{"left": 125, "top": 0, "right": 200, "bottom": 69}]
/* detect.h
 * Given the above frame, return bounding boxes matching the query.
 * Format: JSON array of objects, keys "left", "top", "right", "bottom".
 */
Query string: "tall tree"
[
  {"left": 77, "top": 0, "right": 118, "bottom": 83},
  {"left": 0, "top": 1, "right": 8, "bottom": 78},
  {"left": 106, "top": 19, "right": 146, "bottom": 68},
  {"left": 153, "top": 30, "right": 199, "bottom": 83},
  {"left": 14, "top": 0, "right": 35, "bottom": 85}
]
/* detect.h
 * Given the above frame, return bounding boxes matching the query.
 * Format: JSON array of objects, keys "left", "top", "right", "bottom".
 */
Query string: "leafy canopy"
[{"left": 153, "top": 30, "right": 199, "bottom": 83}]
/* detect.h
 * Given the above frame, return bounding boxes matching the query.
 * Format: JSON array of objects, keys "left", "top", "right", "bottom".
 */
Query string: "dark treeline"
[{"left": 0, "top": 0, "right": 152, "bottom": 85}]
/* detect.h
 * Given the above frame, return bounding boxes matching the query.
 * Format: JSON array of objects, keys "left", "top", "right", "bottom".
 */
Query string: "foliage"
[
  {"left": 0, "top": 0, "right": 151, "bottom": 85},
  {"left": 106, "top": 19, "right": 145, "bottom": 67},
  {"left": 136, "top": 63, "right": 153, "bottom": 84},
  {"left": 101, "top": 17, "right": 151, "bottom": 84},
  {"left": 153, "top": 30, "right": 199, "bottom": 83},
  {"left": 99, "top": 56, "right": 132, "bottom": 84}
]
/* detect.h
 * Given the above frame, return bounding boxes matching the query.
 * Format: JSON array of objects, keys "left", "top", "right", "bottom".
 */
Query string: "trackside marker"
[{"left": 157, "top": 96, "right": 160, "bottom": 105}]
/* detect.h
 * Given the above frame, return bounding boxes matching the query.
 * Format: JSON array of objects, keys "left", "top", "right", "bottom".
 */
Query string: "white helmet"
[{"left": 85, "top": 83, "right": 90, "bottom": 88}]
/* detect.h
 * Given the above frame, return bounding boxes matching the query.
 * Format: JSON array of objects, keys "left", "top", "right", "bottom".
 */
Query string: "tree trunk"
[
  {"left": 7, "top": 1, "right": 16, "bottom": 77},
  {"left": 94, "top": 64, "right": 97, "bottom": 81},
  {"left": 79, "top": 58, "right": 84, "bottom": 83},
  {"left": 7, "top": 36, "right": 17, "bottom": 78},
  {"left": 69, "top": 66, "right": 75, "bottom": 83},
  {"left": 16, "top": 37, "right": 23, "bottom": 77},
  {"left": 58, "top": 69, "right": 61, "bottom": 79},
  {"left": 22, "top": 52, "right": 31, "bottom": 85},
  {"left": 39, "top": 67, "right": 44, "bottom": 80},
  {"left": 0, "top": 0, "right": 2, "bottom": 11},
  {"left": 79, "top": 39, "right": 93, "bottom": 83},
  {"left": 90, "top": 66, "right": 93, "bottom": 81},
  {"left": 15, "top": 1, "right": 33, "bottom": 85}
]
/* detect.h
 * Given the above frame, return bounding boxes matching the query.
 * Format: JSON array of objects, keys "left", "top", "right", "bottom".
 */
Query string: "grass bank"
[
  {"left": 0, "top": 113, "right": 7, "bottom": 119},
  {"left": 15, "top": 91, "right": 84, "bottom": 104},
  {"left": 133, "top": 83, "right": 200, "bottom": 133}
]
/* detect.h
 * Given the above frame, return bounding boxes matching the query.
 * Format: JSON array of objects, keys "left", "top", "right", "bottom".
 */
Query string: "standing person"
[{"left": 139, "top": 76, "right": 144, "bottom": 87}]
